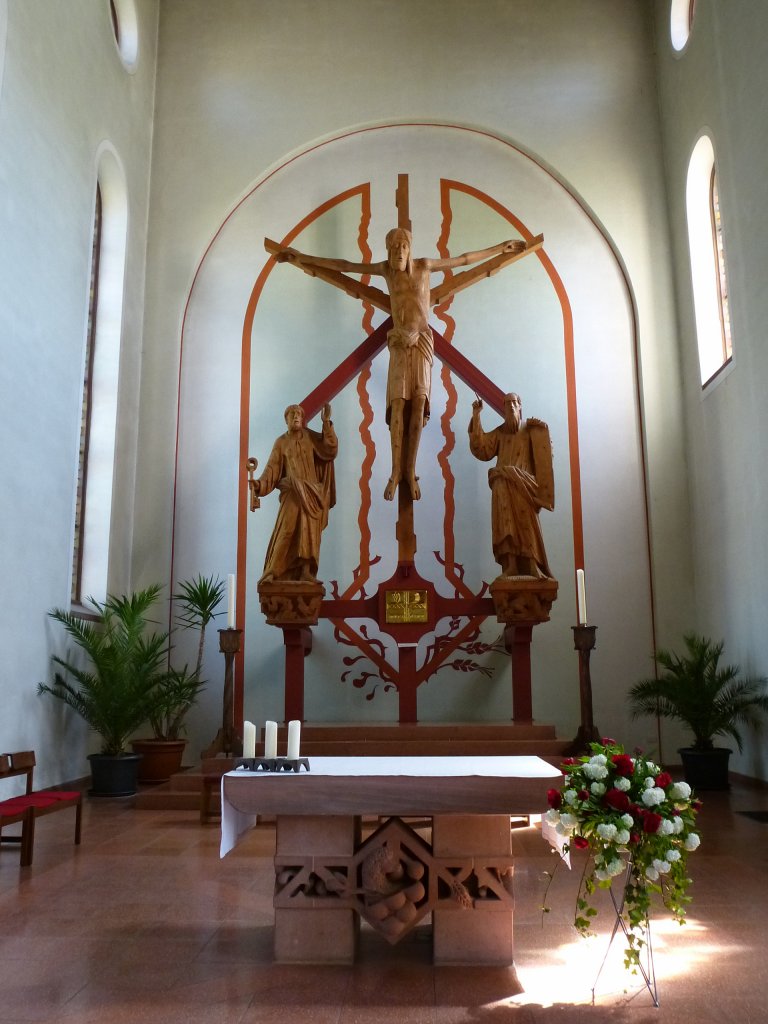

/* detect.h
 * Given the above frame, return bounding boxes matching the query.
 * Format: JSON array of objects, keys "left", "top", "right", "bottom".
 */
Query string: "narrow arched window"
[
  {"left": 709, "top": 167, "right": 732, "bottom": 366},
  {"left": 72, "top": 149, "right": 128, "bottom": 606},
  {"left": 686, "top": 135, "right": 733, "bottom": 387},
  {"left": 71, "top": 186, "right": 103, "bottom": 605},
  {"left": 671, "top": 0, "right": 697, "bottom": 51}
]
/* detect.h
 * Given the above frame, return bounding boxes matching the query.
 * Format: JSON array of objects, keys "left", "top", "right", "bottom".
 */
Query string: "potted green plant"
[
  {"left": 628, "top": 634, "right": 768, "bottom": 790},
  {"left": 131, "top": 574, "right": 225, "bottom": 782},
  {"left": 39, "top": 585, "right": 169, "bottom": 796}
]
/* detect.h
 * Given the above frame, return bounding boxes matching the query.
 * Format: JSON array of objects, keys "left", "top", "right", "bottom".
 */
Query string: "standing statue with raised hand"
[
  {"left": 253, "top": 403, "right": 338, "bottom": 584},
  {"left": 271, "top": 229, "right": 526, "bottom": 502},
  {"left": 469, "top": 393, "right": 554, "bottom": 579}
]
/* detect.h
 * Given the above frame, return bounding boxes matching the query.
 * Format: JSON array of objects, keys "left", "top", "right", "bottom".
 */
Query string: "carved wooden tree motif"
[{"left": 249, "top": 175, "right": 557, "bottom": 723}]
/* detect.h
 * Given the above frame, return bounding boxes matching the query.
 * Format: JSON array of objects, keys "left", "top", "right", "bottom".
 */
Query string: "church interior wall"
[
  {"left": 654, "top": 0, "right": 768, "bottom": 780},
  {"left": 0, "top": 0, "right": 159, "bottom": 787},
  {"left": 9, "top": 0, "right": 766, "bottom": 786},
  {"left": 136, "top": 0, "right": 693, "bottom": 761}
]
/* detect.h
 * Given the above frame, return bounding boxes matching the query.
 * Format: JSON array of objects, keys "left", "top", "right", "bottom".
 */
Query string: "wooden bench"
[{"left": 0, "top": 752, "right": 82, "bottom": 867}]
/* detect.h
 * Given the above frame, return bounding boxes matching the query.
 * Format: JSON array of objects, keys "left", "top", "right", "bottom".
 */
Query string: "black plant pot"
[
  {"left": 678, "top": 747, "right": 732, "bottom": 791},
  {"left": 88, "top": 752, "right": 143, "bottom": 797}
]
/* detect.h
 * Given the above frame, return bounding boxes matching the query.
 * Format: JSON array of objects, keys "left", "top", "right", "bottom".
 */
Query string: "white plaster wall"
[
  {"left": 0, "top": 0, "right": 158, "bottom": 787},
  {"left": 138, "top": 0, "right": 692, "bottom": 759},
  {"left": 654, "top": 0, "right": 768, "bottom": 779}
]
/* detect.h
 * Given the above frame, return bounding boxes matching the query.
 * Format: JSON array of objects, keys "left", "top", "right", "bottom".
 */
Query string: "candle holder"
[
  {"left": 235, "top": 757, "right": 310, "bottom": 773},
  {"left": 568, "top": 624, "right": 602, "bottom": 754},
  {"left": 202, "top": 628, "right": 243, "bottom": 759}
]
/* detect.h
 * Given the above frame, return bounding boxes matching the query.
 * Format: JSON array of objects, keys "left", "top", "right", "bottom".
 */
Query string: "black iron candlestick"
[
  {"left": 202, "top": 628, "right": 243, "bottom": 759},
  {"left": 568, "top": 624, "right": 601, "bottom": 754}
]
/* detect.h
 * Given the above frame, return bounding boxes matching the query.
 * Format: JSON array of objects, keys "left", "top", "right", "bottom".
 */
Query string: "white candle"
[
  {"left": 264, "top": 720, "right": 278, "bottom": 759},
  {"left": 576, "top": 568, "right": 588, "bottom": 625},
  {"left": 227, "top": 573, "right": 236, "bottom": 628},
  {"left": 243, "top": 720, "right": 256, "bottom": 759},
  {"left": 286, "top": 720, "right": 301, "bottom": 760}
]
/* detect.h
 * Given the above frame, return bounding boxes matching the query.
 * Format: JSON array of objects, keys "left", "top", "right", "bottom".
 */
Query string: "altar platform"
[{"left": 220, "top": 755, "right": 562, "bottom": 965}]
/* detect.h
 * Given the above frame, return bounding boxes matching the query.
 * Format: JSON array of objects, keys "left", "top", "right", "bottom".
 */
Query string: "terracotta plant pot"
[{"left": 131, "top": 739, "right": 187, "bottom": 784}]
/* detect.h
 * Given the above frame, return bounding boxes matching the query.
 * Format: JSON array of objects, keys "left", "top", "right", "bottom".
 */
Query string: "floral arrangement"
[{"left": 544, "top": 739, "right": 702, "bottom": 969}]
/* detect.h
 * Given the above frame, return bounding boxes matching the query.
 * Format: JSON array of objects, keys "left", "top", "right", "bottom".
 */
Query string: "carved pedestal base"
[
  {"left": 258, "top": 579, "right": 325, "bottom": 626},
  {"left": 490, "top": 576, "right": 559, "bottom": 624},
  {"left": 272, "top": 814, "right": 515, "bottom": 965}
]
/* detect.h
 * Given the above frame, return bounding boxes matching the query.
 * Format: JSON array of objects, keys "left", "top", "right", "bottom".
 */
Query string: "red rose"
[
  {"left": 604, "top": 788, "right": 631, "bottom": 812},
  {"left": 642, "top": 811, "right": 662, "bottom": 834},
  {"left": 692, "top": 800, "right": 703, "bottom": 811},
  {"left": 629, "top": 832, "right": 641, "bottom": 845},
  {"left": 573, "top": 835, "right": 590, "bottom": 849},
  {"left": 602, "top": 737, "right": 617, "bottom": 746},
  {"left": 561, "top": 757, "right": 579, "bottom": 767},
  {"left": 578, "top": 789, "right": 590, "bottom": 801},
  {"left": 547, "top": 788, "right": 563, "bottom": 809},
  {"left": 655, "top": 771, "right": 672, "bottom": 789},
  {"left": 611, "top": 754, "right": 634, "bottom": 776}
]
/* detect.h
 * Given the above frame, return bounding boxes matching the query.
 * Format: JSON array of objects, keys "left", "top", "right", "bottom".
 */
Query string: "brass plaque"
[{"left": 385, "top": 589, "right": 428, "bottom": 624}]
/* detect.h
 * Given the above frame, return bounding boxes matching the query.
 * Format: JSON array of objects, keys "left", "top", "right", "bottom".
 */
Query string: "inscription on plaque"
[{"left": 385, "top": 589, "right": 428, "bottom": 624}]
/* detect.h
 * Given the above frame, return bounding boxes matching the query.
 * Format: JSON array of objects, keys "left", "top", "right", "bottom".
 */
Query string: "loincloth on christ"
[{"left": 385, "top": 326, "right": 433, "bottom": 425}]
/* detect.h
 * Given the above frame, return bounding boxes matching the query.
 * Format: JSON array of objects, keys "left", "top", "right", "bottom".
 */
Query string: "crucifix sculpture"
[
  {"left": 265, "top": 176, "right": 542, "bottom": 517},
  {"left": 258, "top": 176, "right": 554, "bottom": 725}
]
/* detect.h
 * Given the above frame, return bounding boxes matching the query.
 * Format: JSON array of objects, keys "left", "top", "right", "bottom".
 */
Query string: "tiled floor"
[{"left": 1, "top": 777, "right": 766, "bottom": 1023}]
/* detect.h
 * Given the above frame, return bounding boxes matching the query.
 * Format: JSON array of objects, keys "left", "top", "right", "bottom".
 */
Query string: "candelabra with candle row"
[{"left": 238, "top": 718, "right": 310, "bottom": 772}]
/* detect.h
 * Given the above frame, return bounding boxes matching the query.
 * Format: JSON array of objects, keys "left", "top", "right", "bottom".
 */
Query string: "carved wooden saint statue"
[
  {"left": 271, "top": 230, "right": 525, "bottom": 502},
  {"left": 253, "top": 403, "right": 337, "bottom": 583},
  {"left": 468, "top": 394, "right": 554, "bottom": 579}
]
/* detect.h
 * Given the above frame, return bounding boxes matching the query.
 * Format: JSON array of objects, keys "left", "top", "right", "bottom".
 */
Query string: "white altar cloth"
[{"left": 220, "top": 755, "right": 561, "bottom": 856}]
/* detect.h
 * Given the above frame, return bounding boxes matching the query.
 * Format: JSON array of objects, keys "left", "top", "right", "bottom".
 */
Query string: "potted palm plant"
[
  {"left": 628, "top": 634, "right": 768, "bottom": 789},
  {"left": 39, "top": 585, "right": 169, "bottom": 796},
  {"left": 131, "top": 574, "right": 225, "bottom": 782}
]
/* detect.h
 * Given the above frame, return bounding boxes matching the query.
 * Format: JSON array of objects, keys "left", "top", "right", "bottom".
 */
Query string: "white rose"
[
  {"left": 644, "top": 777, "right": 656, "bottom": 789},
  {"left": 614, "top": 776, "right": 631, "bottom": 792},
  {"left": 669, "top": 781, "right": 691, "bottom": 800},
  {"left": 658, "top": 818, "right": 675, "bottom": 835},
  {"left": 653, "top": 858, "right": 672, "bottom": 874},
  {"left": 590, "top": 754, "right": 608, "bottom": 766},
  {"left": 595, "top": 867, "right": 610, "bottom": 881},
  {"left": 615, "top": 829, "right": 630, "bottom": 845},
  {"left": 684, "top": 832, "right": 701, "bottom": 851},
  {"left": 607, "top": 858, "right": 625, "bottom": 877},
  {"left": 673, "top": 817, "right": 685, "bottom": 834},
  {"left": 666, "top": 849, "right": 682, "bottom": 862},
  {"left": 584, "top": 764, "right": 609, "bottom": 780},
  {"left": 559, "top": 813, "right": 578, "bottom": 828},
  {"left": 545, "top": 808, "right": 561, "bottom": 824},
  {"left": 591, "top": 782, "right": 606, "bottom": 796},
  {"left": 621, "top": 813, "right": 635, "bottom": 828},
  {"left": 596, "top": 823, "right": 618, "bottom": 841},
  {"left": 564, "top": 789, "right": 579, "bottom": 805},
  {"left": 641, "top": 787, "right": 665, "bottom": 807},
  {"left": 645, "top": 865, "right": 660, "bottom": 881}
]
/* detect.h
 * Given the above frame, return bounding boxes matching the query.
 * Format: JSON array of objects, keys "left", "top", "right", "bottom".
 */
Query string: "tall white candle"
[
  {"left": 286, "top": 720, "right": 301, "bottom": 760},
  {"left": 243, "top": 720, "right": 256, "bottom": 758},
  {"left": 264, "top": 720, "right": 278, "bottom": 759},
  {"left": 576, "top": 568, "right": 588, "bottom": 625},
  {"left": 227, "top": 573, "right": 236, "bottom": 628}
]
